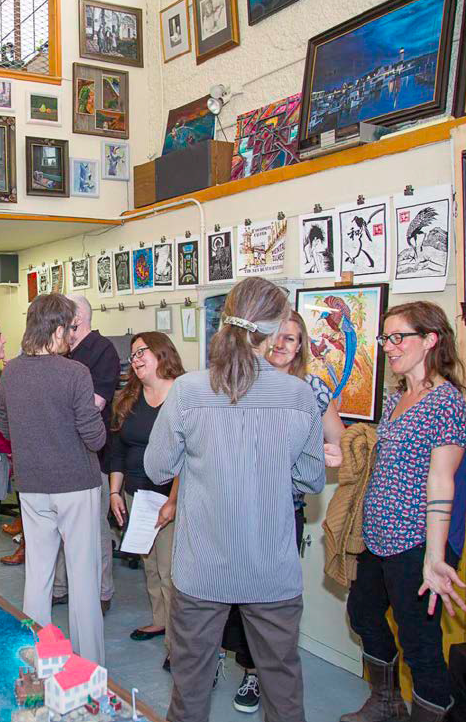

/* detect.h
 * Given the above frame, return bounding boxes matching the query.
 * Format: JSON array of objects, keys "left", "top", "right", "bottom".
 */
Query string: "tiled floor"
[{"left": 0, "top": 515, "right": 368, "bottom": 721}]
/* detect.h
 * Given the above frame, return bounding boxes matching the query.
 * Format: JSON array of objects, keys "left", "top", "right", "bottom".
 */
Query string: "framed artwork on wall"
[
  {"left": 25, "top": 137, "right": 69, "bottom": 198},
  {"left": 96, "top": 251, "right": 113, "bottom": 296},
  {"left": 160, "top": 0, "right": 191, "bottom": 63},
  {"left": 0, "top": 116, "right": 17, "bottom": 203},
  {"left": 70, "top": 158, "right": 100, "bottom": 197},
  {"left": 247, "top": 0, "right": 299, "bottom": 25},
  {"left": 192, "top": 0, "right": 240, "bottom": 65},
  {"left": 101, "top": 140, "right": 130, "bottom": 180},
  {"left": 50, "top": 263, "right": 65, "bottom": 293},
  {"left": 162, "top": 96, "right": 216, "bottom": 155},
  {"left": 154, "top": 241, "right": 175, "bottom": 289},
  {"left": 26, "top": 92, "right": 61, "bottom": 126},
  {"left": 230, "top": 93, "right": 301, "bottom": 180},
  {"left": 79, "top": 0, "right": 144, "bottom": 68},
  {"left": 113, "top": 248, "right": 133, "bottom": 294},
  {"left": 155, "top": 306, "right": 173, "bottom": 333},
  {"left": 176, "top": 236, "right": 200, "bottom": 289},
  {"left": 132, "top": 247, "right": 154, "bottom": 293},
  {"left": 207, "top": 227, "right": 235, "bottom": 283},
  {"left": 180, "top": 306, "right": 198, "bottom": 341},
  {"left": 453, "top": 4, "right": 466, "bottom": 117},
  {"left": 73, "top": 63, "right": 129, "bottom": 139},
  {"left": 298, "top": 0, "right": 456, "bottom": 154},
  {"left": 296, "top": 284, "right": 388, "bottom": 423},
  {"left": 0, "top": 81, "right": 14, "bottom": 112},
  {"left": 69, "top": 257, "right": 91, "bottom": 291}
]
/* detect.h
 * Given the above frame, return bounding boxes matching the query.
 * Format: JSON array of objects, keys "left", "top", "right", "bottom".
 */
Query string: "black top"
[
  {"left": 110, "top": 392, "right": 173, "bottom": 497},
  {"left": 69, "top": 330, "right": 121, "bottom": 474}
]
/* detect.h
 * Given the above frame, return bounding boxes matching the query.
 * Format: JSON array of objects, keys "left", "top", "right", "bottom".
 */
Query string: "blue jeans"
[{"left": 347, "top": 543, "right": 458, "bottom": 708}]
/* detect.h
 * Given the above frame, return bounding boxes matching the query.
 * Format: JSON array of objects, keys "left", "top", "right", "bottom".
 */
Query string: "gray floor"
[{"left": 0, "top": 514, "right": 368, "bottom": 722}]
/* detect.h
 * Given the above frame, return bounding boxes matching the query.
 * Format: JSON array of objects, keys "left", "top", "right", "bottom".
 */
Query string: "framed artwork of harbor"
[
  {"left": 298, "top": 0, "right": 456, "bottom": 153},
  {"left": 453, "top": 4, "right": 466, "bottom": 117}
]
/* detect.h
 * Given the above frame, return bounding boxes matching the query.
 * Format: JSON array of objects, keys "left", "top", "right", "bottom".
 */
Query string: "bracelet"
[{"left": 110, "top": 492, "right": 121, "bottom": 496}]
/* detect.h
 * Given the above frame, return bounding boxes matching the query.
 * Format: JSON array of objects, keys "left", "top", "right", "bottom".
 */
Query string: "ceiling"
[{"left": 0, "top": 216, "right": 123, "bottom": 252}]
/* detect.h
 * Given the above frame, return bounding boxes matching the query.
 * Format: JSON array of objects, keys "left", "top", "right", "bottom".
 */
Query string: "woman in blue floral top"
[{"left": 341, "top": 301, "right": 466, "bottom": 722}]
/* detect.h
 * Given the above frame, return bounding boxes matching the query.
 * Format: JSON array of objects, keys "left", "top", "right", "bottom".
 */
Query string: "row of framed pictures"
[{"left": 0, "top": 118, "right": 129, "bottom": 202}]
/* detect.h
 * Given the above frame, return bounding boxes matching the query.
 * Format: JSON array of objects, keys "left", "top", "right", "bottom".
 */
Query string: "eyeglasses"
[
  {"left": 128, "top": 346, "right": 149, "bottom": 363},
  {"left": 70, "top": 324, "right": 79, "bottom": 332},
  {"left": 376, "top": 332, "right": 425, "bottom": 347}
]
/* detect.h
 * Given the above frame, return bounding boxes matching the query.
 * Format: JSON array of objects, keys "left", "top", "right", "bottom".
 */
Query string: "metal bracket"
[
  {"left": 184, "top": 297, "right": 192, "bottom": 306},
  {"left": 357, "top": 195, "right": 365, "bottom": 206},
  {"left": 118, "top": 303, "right": 125, "bottom": 311},
  {"left": 214, "top": 223, "right": 221, "bottom": 232},
  {"left": 138, "top": 300, "right": 145, "bottom": 310},
  {"left": 185, "top": 230, "right": 191, "bottom": 238},
  {"left": 313, "top": 203, "right": 323, "bottom": 214},
  {"left": 277, "top": 211, "right": 285, "bottom": 221},
  {"left": 404, "top": 184, "right": 414, "bottom": 196}
]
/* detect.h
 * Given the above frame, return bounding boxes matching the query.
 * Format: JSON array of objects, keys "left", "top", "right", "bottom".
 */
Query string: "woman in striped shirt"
[{"left": 145, "top": 277, "right": 326, "bottom": 722}]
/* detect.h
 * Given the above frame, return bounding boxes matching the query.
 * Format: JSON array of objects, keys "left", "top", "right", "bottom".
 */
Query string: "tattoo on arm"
[{"left": 426, "top": 500, "right": 453, "bottom": 506}]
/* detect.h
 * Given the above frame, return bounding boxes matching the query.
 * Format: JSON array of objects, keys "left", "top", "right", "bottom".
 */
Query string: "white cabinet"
[{"left": 298, "top": 477, "right": 363, "bottom": 676}]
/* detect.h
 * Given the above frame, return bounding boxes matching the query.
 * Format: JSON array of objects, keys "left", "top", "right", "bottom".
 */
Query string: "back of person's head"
[
  {"left": 384, "top": 300, "right": 465, "bottom": 391},
  {"left": 22, "top": 294, "right": 76, "bottom": 355},
  {"left": 67, "top": 294, "right": 92, "bottom": 326},
  {"left": 286, "top": 310, "right": 310, "bottom": 380},
  {"left": 209, "top": 278, "right": 290, "bottom": 403},
  {"left": 113, "top": 331, "right": 185, "bottom": 431}
]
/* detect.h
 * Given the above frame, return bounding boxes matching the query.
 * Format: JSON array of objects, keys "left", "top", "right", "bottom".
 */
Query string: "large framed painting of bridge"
[
  {"left": 296, "top": 284, "right": 388, "bottom": 423},
  {"left": 298, "top": 0, "right": 456, "bottom": 154}
]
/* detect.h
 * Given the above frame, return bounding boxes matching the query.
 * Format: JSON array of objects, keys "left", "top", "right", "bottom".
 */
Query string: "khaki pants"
[
  {"left": 53, "top": 473, "right": 114, "bottom": 601},
  {"left": 126, "top": 492, "right": 174, "bottom": 652},
  {"left": 167, "top": 588, "right": 305, "bottom": 722},
  {"left": 20, "top": 487, "right": 104, "bottom": 666}
]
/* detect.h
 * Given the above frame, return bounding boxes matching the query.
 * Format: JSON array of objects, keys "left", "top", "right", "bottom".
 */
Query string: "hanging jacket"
[{"left": 322, "top": 422, "right": 378, "bottom": 588}]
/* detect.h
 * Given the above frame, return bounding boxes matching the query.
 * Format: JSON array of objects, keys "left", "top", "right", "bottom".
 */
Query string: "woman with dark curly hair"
[
  {"left": 110, "top": 331, "right": 184, "bottom": 667},
  {"left": 341, "top": 301, "right": 466, "bottom": 722}
]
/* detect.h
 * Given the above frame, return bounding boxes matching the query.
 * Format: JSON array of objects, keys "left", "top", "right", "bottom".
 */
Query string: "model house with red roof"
[
  {"left": 44, "top": 653, "right": 107, "bottom": 715},
  {"left": 34, "top": 624, "right": 72, "bottom": 679}
]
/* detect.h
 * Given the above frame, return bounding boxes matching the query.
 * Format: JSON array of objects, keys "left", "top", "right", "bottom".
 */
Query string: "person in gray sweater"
[{"left": 0, "top": 293, "right": 106, "bottom": 665}]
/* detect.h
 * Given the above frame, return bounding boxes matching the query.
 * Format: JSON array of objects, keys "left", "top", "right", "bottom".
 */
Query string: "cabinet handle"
[{"left": 300, "top": 533, "right": 312, "bottom": 558}]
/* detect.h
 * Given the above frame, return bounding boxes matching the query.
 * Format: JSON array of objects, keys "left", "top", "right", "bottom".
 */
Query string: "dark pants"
[
  {"left": 448, "top": 644, "right": 466, "bottom": 722},
  {"left": 168, "top": 589, "right": 305, "bottom": 722},
  {"left": 347, "top": 543, "right": 458, "bottom": 708},
  {"left": 222, "top": 507, "right": 305, "bottom": 669}
]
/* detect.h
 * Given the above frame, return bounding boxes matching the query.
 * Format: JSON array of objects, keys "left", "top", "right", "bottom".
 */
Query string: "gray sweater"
[{"left": 0, "top": 354, "right": 105, "bottom": 494}]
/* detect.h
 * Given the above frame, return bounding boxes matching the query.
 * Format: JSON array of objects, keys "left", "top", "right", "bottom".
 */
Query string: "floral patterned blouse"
[{"left": 363, "top": 382, "right": 466, "bottom": 557}]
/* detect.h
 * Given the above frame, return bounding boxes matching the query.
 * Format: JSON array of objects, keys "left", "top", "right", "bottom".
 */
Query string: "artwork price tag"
[{"left": 320, "top": 130, "right": 336, "bottom": 149}]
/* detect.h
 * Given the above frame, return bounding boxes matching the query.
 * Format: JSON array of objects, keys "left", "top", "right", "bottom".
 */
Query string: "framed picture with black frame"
[
  {"left": 298, "top": 0, "right": 456, "bottom": 154},
  {"left": 0, "top": 116, "right": 17, "bottom": 203},
  {"left": 193, "top": 0, "right": 240, "bottom": 64},
  {"left": 25, "top": 137, "right": 69, "bottom": 198},
  {"left": 247, "top": 0, "right": 299, "bottom": 25}
]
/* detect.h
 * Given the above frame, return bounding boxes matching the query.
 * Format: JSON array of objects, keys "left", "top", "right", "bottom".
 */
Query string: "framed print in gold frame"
[{"left": 160, "top": 0, "right": 191, "bottom": 63}]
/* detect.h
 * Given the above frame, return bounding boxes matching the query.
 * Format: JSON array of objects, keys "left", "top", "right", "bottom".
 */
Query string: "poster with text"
[
  {"left": 237, "top": 219, "right": 287, "bottom": 276},
  {"left": 336, "top": 197, "right": 390, "bottom": 282},
  {"left": 392, "top": 185, "right": 451, "bottom": 294}
]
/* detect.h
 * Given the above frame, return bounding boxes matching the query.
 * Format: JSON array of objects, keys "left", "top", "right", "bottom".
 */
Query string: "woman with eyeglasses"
[
  {"left": 341, "top": 301, "right": 466, "bottom": 722},
  {"left": 110, "top": 332, "right": 184, "bottom": 667}
]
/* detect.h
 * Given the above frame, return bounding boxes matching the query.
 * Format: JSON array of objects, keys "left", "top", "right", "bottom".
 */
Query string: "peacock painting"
[{"left": 297, "top": 284, "right": 388, "bottom": 423}]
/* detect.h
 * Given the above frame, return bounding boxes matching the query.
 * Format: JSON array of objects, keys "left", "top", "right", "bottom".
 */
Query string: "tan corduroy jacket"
[{"left": 322, "top": 422, "right": 378, "bottom": 588}]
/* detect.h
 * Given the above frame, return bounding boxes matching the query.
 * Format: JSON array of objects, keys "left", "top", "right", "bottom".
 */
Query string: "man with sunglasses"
[{"left": 52, "top": 295, "right": 120, "bottom": 615}]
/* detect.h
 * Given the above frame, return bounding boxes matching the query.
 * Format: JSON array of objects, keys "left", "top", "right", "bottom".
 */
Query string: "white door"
[{"left": 298, "top": 475, "right": 363, "bottom": 676}]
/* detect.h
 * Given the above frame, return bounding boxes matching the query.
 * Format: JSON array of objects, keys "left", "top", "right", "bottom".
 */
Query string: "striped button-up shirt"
[{"left": 144, "top": 355, "right": 325, "bottom": 603}]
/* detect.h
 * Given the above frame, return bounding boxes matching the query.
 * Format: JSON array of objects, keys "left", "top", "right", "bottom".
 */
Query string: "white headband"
[{"left": 223, "top": 315, "right": 281, "bottom": 335}]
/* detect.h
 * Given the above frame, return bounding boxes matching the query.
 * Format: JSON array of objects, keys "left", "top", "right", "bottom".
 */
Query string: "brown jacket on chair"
[{"left": 322, "top": 422, "right": 378, "bottom": 588}]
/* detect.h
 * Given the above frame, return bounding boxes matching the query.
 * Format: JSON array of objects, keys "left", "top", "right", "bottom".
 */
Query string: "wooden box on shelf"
[{"left": 134, "top": 160, "right": 157, "bottom": 208}]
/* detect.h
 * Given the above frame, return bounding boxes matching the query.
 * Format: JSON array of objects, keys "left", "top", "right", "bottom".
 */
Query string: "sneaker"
[
  {"left": 213, "top": 652, "right": 226, "bottom": 689},
  {"left": 233, "top": 672, "right": 260, "bottom": 714}
]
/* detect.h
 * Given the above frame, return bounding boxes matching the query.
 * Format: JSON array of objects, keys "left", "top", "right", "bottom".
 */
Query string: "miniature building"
[
  {"left": 14, "top": 668, "right": 44, "bottom": 706},
  {"left": 34, "top": 624, "right": 72, "bottom": 679},
  {"left": 44, "top": 653, "right": 107, "bottom": 715}
]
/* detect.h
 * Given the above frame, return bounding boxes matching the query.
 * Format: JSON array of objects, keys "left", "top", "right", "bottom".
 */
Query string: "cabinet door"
[{"left": 298, "top": 480, "right": 363, "bottom": 676}]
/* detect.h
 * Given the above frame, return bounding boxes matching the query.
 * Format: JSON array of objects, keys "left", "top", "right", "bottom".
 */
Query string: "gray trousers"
[
  {"left": 53, "top": 473, "right": 114, "bottom": 601},
  {"left": 167, "top": 588, "right": 305, "bottom": 722},
  {"left": 20, "top": 486, "right": 105, "bottom": 666}
]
